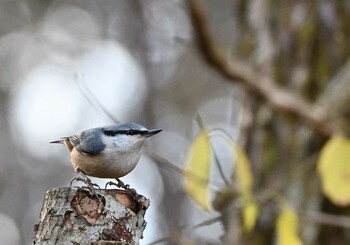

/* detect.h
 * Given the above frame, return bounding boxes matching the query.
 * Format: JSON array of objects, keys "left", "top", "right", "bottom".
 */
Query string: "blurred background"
[{"left": 1, "top": 0, "right": 350, "bottom": 244}]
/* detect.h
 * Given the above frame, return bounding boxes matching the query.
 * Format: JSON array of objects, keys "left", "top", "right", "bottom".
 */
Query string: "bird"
[{"left": 50, "top": 122, "right": 162, "bottom": 191}]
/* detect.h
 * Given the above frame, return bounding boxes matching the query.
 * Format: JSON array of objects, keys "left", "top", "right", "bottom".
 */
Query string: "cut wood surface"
[{"left": 33, "top": 187, "right": 149, "bottom": 245}]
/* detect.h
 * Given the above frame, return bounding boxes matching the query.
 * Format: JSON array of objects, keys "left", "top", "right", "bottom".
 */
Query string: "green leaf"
[
  {"left": 276, "top": 207, "right": 302, "bottom": 245},
  {"left": 318, "top": 136, "right": 350, "bottom": 206},
  {"left": 184, "top": 129, "right": 212, "bottom": 211},
  {"left": 242, "top": 200, "right": 259, "bottom": 232}
]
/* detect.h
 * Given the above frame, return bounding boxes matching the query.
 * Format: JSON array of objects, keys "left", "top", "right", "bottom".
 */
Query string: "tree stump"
[{"left": 33, "top": 187, "right": 149, "bottom": 244}]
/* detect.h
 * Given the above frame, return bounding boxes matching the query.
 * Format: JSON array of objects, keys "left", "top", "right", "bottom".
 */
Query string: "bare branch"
[
  {"left": 186, "top": 0, "right": 336, "bottom": 137},
  {"left": 298, "top": 210, "right": 350, "bottom": 229}
]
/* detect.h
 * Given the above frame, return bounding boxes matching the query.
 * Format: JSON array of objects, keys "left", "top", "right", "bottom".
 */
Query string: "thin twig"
[
  {"left": 212, "top": 147, "right": 231, "bottom": 188},
  {"left": 186, "top": 0, "right": 336, "bottom": 137},
  {"left": 74, "top": 74, "right": 120, "bottom": 123},
  {"left": 144, "top": 145, "right": 187, "bottom": 177},
  {"left": 147, "top": 215, "right": 222, "bottom": 245},
  {"left": 266, "top": 204, "right": 350, "bottom": 229},
  {"left": 298, "top": 210, "right": 350, "bottom": 229},
  {"left": 195, "top": 114, "right": 231, "bottom": 187},
  {"left": 256, "top": 153, "right": 318, "bottom": 204},
  {"left": 145, "top": 145, "right": 223, "bottom": 191}
]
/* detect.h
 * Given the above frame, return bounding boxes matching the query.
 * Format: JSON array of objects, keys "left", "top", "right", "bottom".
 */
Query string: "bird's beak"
[{"left": 144, "top": 128, "right": 162, "bottom": 137}]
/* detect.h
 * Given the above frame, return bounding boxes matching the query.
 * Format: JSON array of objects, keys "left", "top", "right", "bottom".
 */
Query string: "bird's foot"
[
  {"left": 115, "top": 178, "right": 138, "bottom": 197},
  {"left": 70, "top": 174, "right": 100, "bottom": 197},
  {"left": 70, "top": 176, "right": 84, "bottom": 187},
  {"left": 115, "top": 178, "right": 129, "bottom": 189},
  {"left": 104, "top": 181, "right": 117, "bottom": 189},
  {"left": 104, "top": 179, "right": 128, "bottom": 189},
  {"left": 104, "top": 179, "right": 138, "bottom": 197}
]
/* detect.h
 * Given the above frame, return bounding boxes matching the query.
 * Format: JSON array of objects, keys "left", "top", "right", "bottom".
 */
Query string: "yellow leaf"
[
  {"left": 276, "top": 207, "right": 302, "bottom": 245},
  {"left": 233, "top": 143, "right": 253, "bottom": 196},
  {"left": 318, "top": 136, "right": 350, "bottom": 206},
  {"left": 184, "top": 129, "right": 212, "bottom": 211},
  {"left": 242, "top": 200, "right": 259, "bottom": 232},
  {"left": 232, "top": 143, "right": 258, "bottom": 233}
]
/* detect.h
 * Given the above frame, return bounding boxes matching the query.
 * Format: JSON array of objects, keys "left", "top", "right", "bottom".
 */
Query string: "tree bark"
[{"left": 33, "top": 187, "right": 149, "bottom": 245}]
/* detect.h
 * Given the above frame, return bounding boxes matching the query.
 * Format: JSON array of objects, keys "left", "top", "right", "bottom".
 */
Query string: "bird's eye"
[{"left": 125, "top": 130, "right": 140, "bottom": 135}]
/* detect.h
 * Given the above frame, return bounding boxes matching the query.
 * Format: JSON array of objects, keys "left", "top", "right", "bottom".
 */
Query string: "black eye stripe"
[
  {"left": 103, "top": 129, "right": 146, "bottom": 136},
  {"left": 103, "top": 130, "right": 118, "bottom": 136}
]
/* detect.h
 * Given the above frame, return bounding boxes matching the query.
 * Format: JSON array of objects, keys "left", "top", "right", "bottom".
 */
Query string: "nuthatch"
[{"left": 50, "top": 122, "right": 162, "bottom": 190}]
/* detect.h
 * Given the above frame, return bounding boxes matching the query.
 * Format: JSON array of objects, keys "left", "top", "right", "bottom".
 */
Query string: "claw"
[
  {"left": 70, "top": 176, "right": 86, "bottom": 187},
  {"left": 105, "top": 179, "right": 136, "bottom": 193},
  {"left": 90, "top": 181, "right": 101, "bottom": 190},
  {"left": 70, "top": 172, "right": 101, "bottom": 197},
  {"left": 115, "top": 178, "right": 129, "bottom": 189},
  {"left": 104, "top": 180, "right": 129, "bottom": 189},
  {"left": 105, "top": 181, "right": 118, "bottom": 189},
  {"left": 114, "top": 178, "right": 138, "bottom": 197}
]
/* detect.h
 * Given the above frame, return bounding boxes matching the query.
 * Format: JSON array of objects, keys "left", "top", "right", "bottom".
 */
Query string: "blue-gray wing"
[{"left": 69, "top": 129, "right": 106, "bottom": 155}]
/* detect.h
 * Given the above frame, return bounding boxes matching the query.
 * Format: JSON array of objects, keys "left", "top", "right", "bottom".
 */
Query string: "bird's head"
[{"left": 100, "top": 122, "right": 162, "bottom": 152}]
